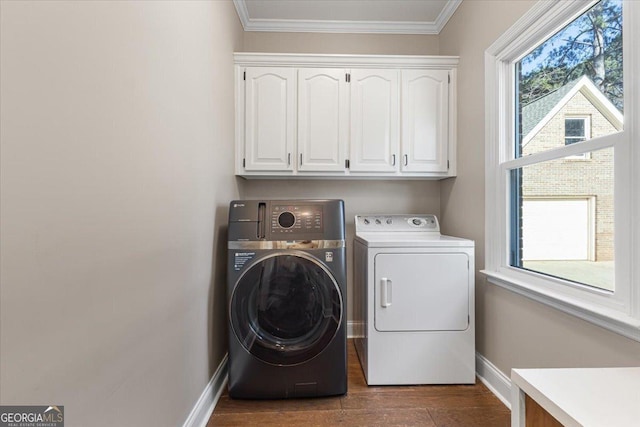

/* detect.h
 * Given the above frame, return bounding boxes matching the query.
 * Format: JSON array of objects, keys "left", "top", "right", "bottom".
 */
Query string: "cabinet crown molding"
[{"left": 234, "top": 53, "right": 459, "bottom": 69}]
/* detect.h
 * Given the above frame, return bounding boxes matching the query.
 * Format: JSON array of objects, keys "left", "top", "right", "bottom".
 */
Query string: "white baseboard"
[
  {"left": 182, "top": 354, "right": 228, "bottom": 427},
  {"left": 347, "top": 320, "right": 364, "bottom": 338},
  {"left": 475, "top": 352, "right": 512, "bottom": 409}
]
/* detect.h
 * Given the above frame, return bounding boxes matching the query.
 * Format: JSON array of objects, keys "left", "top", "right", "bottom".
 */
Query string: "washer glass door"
[{"left": 230, "top": 251, "right": 342, "bottom": 365}]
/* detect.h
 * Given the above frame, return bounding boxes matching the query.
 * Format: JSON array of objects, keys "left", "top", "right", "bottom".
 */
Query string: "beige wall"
[
  {"left": 439, "top": 0, "right": 640, "bottom": 376},
  {"left": 243, "top": 32, "right": 439, "bottom": 55},
  {"left": 240, "top": 33, "right": 442, "bottom": 322},
  {"left": 3, "top": 2, "right": 639, "bottom": 425},
  {"left": 0, "top": 1, "right": 242, "bottom": 426}
]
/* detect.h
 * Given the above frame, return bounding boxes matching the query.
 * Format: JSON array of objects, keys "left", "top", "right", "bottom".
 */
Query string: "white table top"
[{"left": 511, "top": 367, "right": 640, "bottom": 427}]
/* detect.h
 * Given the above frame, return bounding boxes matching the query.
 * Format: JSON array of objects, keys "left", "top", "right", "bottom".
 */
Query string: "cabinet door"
[
  {"left": 244, "top": 67, "right": 295, "bottom": 171},
  {"left": 349, "top": 69, "right": 399, "bottom": 172},
  {"left": 401, "top": 69, "right": 449, "bottom": 173},
  {"left": 297, "top": 68, "right": 348, "bottom": 172}
]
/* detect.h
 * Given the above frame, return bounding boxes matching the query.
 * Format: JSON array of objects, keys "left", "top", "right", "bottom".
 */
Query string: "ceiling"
[{"left": 233, "top": 0, "right": 463, "bottom": 35}]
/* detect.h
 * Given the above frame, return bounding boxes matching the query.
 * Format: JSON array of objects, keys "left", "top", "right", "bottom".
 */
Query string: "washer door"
[{"left": 230, "top": 251, "right": 343, "bottom": 366}]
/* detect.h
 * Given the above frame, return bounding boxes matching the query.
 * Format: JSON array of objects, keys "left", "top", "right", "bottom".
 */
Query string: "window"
[
  {"left": 485, "top": 0, "right": 640, "bottom": 340},
  {"left": 564, "top": 117, "right": 589, "bottom": 145},
  {"left": 565, "top": 116, "right": 592, "bottom": 159}
]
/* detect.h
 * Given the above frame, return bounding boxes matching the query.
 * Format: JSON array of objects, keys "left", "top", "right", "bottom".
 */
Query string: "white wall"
[
  {"left": 0, "top": 1, "right": 242, "bottom": 425},
  {"left": 438, "top": 0, "right": 640, "bottom": 376}
]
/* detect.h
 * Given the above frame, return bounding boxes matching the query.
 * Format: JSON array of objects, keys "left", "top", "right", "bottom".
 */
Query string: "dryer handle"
[{"left": 380, "top": 278, "right": 392, "bottom": 308}]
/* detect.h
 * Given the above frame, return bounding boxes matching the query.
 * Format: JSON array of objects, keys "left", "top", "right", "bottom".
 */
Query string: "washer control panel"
[
  {"left": 355, "top": 214, "right": 439, "bottom": 233},
  {"left": 272, "top": 204, "right": 323, "bottom": 235}
]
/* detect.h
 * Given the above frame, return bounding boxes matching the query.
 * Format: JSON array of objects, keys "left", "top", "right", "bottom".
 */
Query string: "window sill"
[{"left": 480, "top": 269, "right": 640, "bottom": 342}]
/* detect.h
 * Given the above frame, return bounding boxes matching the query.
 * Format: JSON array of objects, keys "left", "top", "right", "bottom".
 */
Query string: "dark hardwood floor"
[{"left": 208, "top": 340, "right": 510, "bottom": 426}]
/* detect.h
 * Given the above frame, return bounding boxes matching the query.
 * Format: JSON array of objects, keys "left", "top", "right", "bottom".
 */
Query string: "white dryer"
[{"left": 353, "top": 214, "right": 475, "bottom": 385}]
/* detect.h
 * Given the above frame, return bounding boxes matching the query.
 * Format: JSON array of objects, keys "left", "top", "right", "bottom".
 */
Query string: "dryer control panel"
[{"left": 355, "top": 214, "right": 439, "bottom": 233}]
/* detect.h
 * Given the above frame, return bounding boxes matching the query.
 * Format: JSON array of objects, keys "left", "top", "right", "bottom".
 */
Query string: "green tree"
[{"left": 519, "top": 0, "right": 622, "bottom": 110}]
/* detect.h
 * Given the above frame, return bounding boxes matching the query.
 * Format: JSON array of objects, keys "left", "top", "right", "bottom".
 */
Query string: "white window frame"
[{"left": 484, "top": 0, "right": 640, "bottom": 341}]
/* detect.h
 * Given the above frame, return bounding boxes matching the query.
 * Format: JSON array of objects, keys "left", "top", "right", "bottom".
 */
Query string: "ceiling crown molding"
[
  {"left": 232, "top": 0, "right": 462, "bottom": 35},
  {"left": 434, "top": 0, "right": 463, "bottom": 32}
]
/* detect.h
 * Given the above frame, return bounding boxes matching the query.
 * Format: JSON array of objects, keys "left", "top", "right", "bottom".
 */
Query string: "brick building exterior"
[{"left": 520, "top": 76, "right": 621, "bottom": 261}]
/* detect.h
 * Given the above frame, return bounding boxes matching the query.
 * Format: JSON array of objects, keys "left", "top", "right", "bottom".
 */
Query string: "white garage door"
[{"left": 522, "top": 198, "right": 593, "bottom": 261}]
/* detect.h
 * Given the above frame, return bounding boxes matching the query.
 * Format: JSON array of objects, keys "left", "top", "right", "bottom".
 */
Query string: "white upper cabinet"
[
  {"left": 298, "top": 68, "right": 348, "bottom": 172},
  {"left": 235, "top": 53, "right": 458, "bottom": 179},
  {"left": 401, "top": 69, "right": 449, "bottom": 173},
  {"left": 244, "top": 67, "right": 295, "bottom": 171},
  {"left": 349, "top": 69, "right": 399, "bottom": 173}
]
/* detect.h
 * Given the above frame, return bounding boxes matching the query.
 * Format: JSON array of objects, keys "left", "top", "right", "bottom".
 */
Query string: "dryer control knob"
[
  {"left": 412, "top": 218, "right": 422, "bottom": 226},
  {"left": 363, "top": 218, "right": 370, "bottom": 225}
]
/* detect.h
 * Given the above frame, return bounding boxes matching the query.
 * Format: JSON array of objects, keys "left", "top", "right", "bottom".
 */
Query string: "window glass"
[
  {"left": 516, "top": 0, "right": 623, "bottom": 158},
  {"left": 510, "top": 0, "right": 621, "bottom": 290},
  {"left": 510, "top": 147, "right": 614, "bottom": 291},
  {"left": 565, "top": 117, "right": 587, "bottom": 145}
]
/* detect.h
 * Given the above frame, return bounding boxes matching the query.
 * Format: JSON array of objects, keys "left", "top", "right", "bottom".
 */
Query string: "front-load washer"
[
  {"left": 353, "top": 214, "right": 475, "bottom": 385},
  {"left": 227, "top": 199, "right": 347, "bottom": 399}
]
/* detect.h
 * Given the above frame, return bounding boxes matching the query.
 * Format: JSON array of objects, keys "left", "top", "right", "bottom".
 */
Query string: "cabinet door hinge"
[
  {"left": 243, "top": 71, "right": 246, "bottom": 81},
  {"left": 447, "top": 160, "right": 450, "bottom": 169},
  {"left": 345, "top": 159, "right": 350, "bottom": 169},
  {"left": 243, "top": 158, "right": 246, "bottom": 168},
  {"left": 346, "top": 73, "right": 351, "bottom": 83},
  {"left": 448, "top": 73, "right": 450, "bottom": 84}
]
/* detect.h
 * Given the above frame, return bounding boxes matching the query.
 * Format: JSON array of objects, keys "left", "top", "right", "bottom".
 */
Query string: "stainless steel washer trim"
[{"left": 228, "top": 240, "right": 345, "bottom": 250}]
